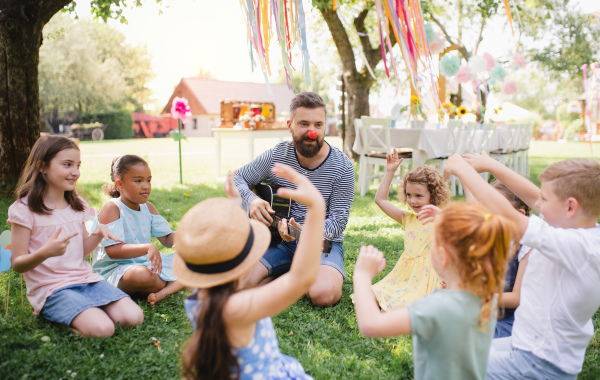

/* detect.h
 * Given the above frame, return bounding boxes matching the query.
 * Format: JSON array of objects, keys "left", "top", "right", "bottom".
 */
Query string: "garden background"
[{"left": 0, "top": 137, "right": 598, "bottom": 379}]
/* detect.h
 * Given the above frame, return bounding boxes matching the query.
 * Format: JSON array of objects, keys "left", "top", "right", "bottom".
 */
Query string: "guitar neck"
[{"left": 271, "top": 215, "right": 302, "bottom": 240}]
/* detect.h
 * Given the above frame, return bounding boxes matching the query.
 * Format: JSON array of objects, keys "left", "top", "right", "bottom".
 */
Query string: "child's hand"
[
  {"left": 417, "top": 205, "right": 442, "bottom": 225},
  {"left": 147, "top": 244, "right": 162, "bottom": 275},
  {"left": 462, "top": 151, "right": 495, "bottom": 173},
  {"left": 442, "top": 154, "right": 468, "bottom": 181},
  {"left": 224, "top": 170, "right": 242, "bottom": 207},
  {"left": 386, "top": 148, "right": 404, "bottom": 173},
  {"left": 272, "top": 163, "right": 324, "bottom": 209},
  {"left": 42, "top": 227, "right": 79, "bottom": 258},
  {"left": 354, "top": 245, "right": 386, "bottom": 280},
  {"left": 90, "top": 224, "right": 123, "bottom": 243}
]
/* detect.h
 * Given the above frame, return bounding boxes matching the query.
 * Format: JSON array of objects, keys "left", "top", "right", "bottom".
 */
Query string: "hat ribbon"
[{"left": 185, "top": 227, "right": 255, "bottom": 274}]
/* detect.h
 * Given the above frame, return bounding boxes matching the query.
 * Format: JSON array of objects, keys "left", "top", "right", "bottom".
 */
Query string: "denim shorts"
[
  {"left": 40, "top": 281, "right": 129, "bottom": 326},
  {"left": 494, "top": 314, "right": 515, "bottom": 339},
  {"left": 487, "top": 337, "right": 577, "bottom": 379},
  {"left": 260, "top": 240, "right": 346, "bottom": 280}
]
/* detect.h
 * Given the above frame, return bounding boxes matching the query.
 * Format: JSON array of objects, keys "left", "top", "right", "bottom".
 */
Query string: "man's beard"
[{"left": 292, "top": 133, "right": 324, "bottom": 158}]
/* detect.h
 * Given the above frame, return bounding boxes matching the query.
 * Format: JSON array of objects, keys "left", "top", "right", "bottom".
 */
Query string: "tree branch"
[
  {"left": 429, "top": 12, "right": 471, "bottom": 60},
  {"left": 353, "top": 7, "right": 380, "bottom": 69},
  {"left": 318, "top": 6, "right": 357, "bottom": 76},
  {"left": 473, "top": 16, "right": 488, "bottom": 56}
]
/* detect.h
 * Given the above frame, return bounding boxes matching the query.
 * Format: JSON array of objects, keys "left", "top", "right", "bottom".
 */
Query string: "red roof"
[
  {"left": 162, "top": 78, "right": 296, "bottom": 115},
  {"left": 132, "top": 112, "right": 159, "bottom": 122}
]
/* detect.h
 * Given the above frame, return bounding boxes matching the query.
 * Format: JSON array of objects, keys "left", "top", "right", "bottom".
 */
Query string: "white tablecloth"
[{"left": 352, "top": 125, "right": 512, "bottom": 168}]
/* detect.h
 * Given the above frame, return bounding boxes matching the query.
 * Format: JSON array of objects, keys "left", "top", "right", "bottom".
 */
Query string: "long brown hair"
[
  {"left": 15, "top": 135, "right": 84, "bottom": 214},
  {"left": 435, "top": 203, "right": 518, "bottom": 329},
  {"left": 181, "top": 281, "right": 240, "bottom": 380}
]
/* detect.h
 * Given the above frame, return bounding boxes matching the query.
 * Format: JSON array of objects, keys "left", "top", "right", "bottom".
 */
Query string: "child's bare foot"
[{"left": 147, "top": 292, "right": 166, "bottom": 308}]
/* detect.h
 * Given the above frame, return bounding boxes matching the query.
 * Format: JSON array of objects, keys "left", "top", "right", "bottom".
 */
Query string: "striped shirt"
[{"left": 234, "top": 141, "right": 355, "bottom": 243}]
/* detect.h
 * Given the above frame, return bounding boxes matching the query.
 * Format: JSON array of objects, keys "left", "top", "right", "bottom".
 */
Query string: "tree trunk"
[
  {"left": 342, "top": 74, "right": 370, "bottom": 160},
  {"left": 0, "top": 1, "right": 71, "bottom": 186}
]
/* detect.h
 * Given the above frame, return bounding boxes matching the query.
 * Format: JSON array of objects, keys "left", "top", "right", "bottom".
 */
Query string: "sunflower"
[
  {"left": 457, "top": 106, "right": 468, "bottom": 116},
  {"left": 410, "top": 95, "right": 420, "bottom": 104}
]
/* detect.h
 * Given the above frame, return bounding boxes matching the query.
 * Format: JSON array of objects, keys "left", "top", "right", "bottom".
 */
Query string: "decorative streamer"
[
  {"left": 238, "top": 0, "right": 310, "bottom": 93},
  {"left": 503, "top": 0, "right": 519, "bottom": 52}
]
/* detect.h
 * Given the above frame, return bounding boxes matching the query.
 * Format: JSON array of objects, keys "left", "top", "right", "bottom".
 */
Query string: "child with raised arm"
[
  {"left": 444, "top": 152, "right": 600, "bottom": 379},
  {"left": 455, "top": 180, "right": 532, "bottom": 338},
  {"left": 370, "top": 149, "right": 451, "bottom": 311},
  {"left": 8, "top": 136, "right": 143, "bottom": 337},
  {"left": 94, "top": 155, "right": 183, "bottom": 307},
  {"left": 176, "top": 165, "right": 325, "bottom": 380},
  {"left": 354, "top": 203, "right": 517, "bottom": 380}
]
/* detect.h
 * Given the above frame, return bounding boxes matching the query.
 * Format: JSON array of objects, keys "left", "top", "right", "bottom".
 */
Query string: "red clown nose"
[{"left": 307, "top": 130, "right": 318, "bottom": 140}]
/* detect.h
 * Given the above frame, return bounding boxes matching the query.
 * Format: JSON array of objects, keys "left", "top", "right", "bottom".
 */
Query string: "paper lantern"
[
  {"left": 440, "top": 55, "right": 460, "bottom": 78},
  {"left": 501, "top": 80, "right": 518, "bottom": 95},
  {"left": 425, "top": 23, "right": 435, "bottom": 43},
  {"left": 510, "top": 53, "right": 526, "bottom": 70},
  {"left": 469, "top": 56, "right": 487, "bottom": 74},
  {"left": 456, "top": 65, "right": 473, "bottom": 84},
  {"left": 429, "top": 32, "right": 446, "bottom": 55},
  {"left": 489, "top": 65, "right": 507, "bottom": 84},
  {"left": 483, "top": 52, "right": 496, "bottom": 71}
]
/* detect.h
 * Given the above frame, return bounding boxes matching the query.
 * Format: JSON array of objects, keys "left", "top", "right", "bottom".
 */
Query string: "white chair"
[
  {"left": 476, "top": 123, "right": 498, "bottom": 181},
  {"left": 426, "top": 120, "right": 463, "bottom": 195},
  {"left": 455, "top": 122, "right": 479, "bottom": 195},
  {"left": 490, "top": 122, "right": 519, "bottom": 171},
  {"left": 514, "top": 122, "right": 534, "bottom": 177},
  {"left": 357, "top": 116, "right": 411, "bottom": 196}
]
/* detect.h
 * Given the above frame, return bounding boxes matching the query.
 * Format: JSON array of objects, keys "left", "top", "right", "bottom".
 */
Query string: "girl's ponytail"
[
  {"left": 436, "top": 203, "right": 518, "bottom": 329},
  {"left": 182, "top": 282, "right": 239, "bottom": 380}
]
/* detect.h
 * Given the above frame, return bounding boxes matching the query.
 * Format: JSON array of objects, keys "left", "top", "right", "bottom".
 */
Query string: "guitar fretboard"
[{"left": 270, "top": 214, "right": 302, "bottom": 240}]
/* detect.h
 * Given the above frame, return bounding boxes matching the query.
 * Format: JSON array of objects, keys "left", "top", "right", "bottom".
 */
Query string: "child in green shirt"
[{"left": 353, "top": 203, "right": 516, "bottom": 380}]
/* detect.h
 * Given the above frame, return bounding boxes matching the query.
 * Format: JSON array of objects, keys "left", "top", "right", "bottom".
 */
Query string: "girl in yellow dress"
[{"left": 372, "top": 149, "right": 451, "bottom": 311}]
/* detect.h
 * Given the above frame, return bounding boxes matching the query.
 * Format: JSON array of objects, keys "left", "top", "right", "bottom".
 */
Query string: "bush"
[
  {"left": 81, "top": 109, "right": 133, "bottom": 139},
  {"left": 555, "top": 103, "right": 579, "bottom": 129},
  {"left": 563, "top": 119, "right": 584, "bottom": 141}
]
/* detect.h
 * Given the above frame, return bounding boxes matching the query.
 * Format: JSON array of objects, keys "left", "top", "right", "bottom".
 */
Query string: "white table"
[
  {"left": 212, "top": 128, "right": 290, "bottom": 176},
  {"left": 352, "top": 125, "right": 512, "bottom": 169}
]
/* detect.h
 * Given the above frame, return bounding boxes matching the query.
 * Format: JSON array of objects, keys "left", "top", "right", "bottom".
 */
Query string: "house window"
[{"left": 192, "top": 118, "right": 197, "bottom": 130}]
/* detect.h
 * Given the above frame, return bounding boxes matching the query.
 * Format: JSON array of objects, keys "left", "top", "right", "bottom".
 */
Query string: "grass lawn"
[{"left": 0, "top": 138, "right": 599, "bottom": 379}]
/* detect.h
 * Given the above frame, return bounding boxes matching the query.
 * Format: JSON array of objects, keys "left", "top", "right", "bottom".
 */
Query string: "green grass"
[{"left": 0, "top": 138, "right": 599, "bottom": 379}]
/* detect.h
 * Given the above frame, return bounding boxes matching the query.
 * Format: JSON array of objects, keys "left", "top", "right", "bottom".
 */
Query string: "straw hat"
[{"left": 173, "top": 198, "right": 271, "bottom": 288}]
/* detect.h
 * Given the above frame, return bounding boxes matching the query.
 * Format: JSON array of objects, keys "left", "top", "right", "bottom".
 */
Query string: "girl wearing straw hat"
[{"left": 175, "top": 164, "right": 325, "bottom": 380}]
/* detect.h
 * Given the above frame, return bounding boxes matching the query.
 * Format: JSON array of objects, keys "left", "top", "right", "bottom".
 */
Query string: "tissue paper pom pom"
[
  {"left": 510, "top": 53, "right": 525, "bottom": 69},
  {"left": 501, "top": 80, "right": 518, "bottom": 95},
  {"left": 440, "top": 55, "right": 460, "bottom": 78},
  {"left": 456, "top": 65, "right": 473, "bottom": 84},
  {"left": 425, "top": 23, "right": 435, "bottom": 43},
  {"left": 483, "top": 52, "right": 496, "bottom": 71},
  {"left": 430, "top": 33, "right": 446, "bottom": 55},
  {"left": 490, "top": 65, "right": 507, "bottom": 83},
  {"left": 469, "top": 56, "right": 487, "bottom": 74}
]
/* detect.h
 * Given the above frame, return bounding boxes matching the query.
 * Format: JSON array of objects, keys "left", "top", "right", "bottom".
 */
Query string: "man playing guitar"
[{"left": 234, "top": 92, "right": 354, "bottom": 307}]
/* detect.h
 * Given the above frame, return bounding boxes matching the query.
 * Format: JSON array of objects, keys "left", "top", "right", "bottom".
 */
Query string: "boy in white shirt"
[{"left": 443, "top": 153, "right": 600, "bottom": 379}]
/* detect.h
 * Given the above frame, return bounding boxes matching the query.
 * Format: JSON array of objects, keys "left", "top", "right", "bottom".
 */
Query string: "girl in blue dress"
[
  {"left": 175, "top": 166, "right": 325, "bottom": 380},
  {"left": 93, "top": 155, "right": 183, "bottom": 307}
]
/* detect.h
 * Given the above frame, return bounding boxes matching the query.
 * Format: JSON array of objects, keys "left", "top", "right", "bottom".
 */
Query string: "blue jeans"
[
  {"left": 487, "top": 337, "right": 577, "bottom": 379},
  {"left": 494, "top": 314, "right": 515, "bottom": 338},
  {"left": 260, "top": 240, "right": 345, "bottom": 280}
]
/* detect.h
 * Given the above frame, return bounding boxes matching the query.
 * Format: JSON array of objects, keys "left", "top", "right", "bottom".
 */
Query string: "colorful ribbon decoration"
[{"left": 238, "top": 0, "right": 311, "bottom": 93}]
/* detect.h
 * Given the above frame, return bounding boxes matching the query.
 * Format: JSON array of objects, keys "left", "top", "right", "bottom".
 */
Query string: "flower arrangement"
[
  {"left": 171, "top": 97, "right": 191, "bottom": 123},
  {"left": 253, "top": 114, "right": 266, "bottom": 122},
  {"left": 457, "top": 106, "right": 469, "bottom": 117},
  {"left": 410, "top": 95, "right": 427, "bottom": 120}
]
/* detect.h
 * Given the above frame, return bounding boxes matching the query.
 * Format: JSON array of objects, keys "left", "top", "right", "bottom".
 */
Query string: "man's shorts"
[{"left": 259, "top": 240, "right": 346, "bottom": 280}]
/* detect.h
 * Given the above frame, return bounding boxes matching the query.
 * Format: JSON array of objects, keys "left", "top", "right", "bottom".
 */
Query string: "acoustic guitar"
[{"left": 253, "top": 182, "right": 332, "bottom": 253}]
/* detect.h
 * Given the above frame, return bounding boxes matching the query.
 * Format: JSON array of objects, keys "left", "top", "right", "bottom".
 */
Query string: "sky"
[{"left": 72, "top": 0, "right": 600, "bottom": 114}]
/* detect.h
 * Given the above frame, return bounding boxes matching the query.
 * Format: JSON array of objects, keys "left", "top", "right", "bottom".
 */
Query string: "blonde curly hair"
[{"left": 398, "top": 165, "right": 451, "bottom": 207}]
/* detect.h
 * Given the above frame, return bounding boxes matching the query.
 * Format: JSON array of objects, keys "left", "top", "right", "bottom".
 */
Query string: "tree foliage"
[{"left": 39, "top": 13, "right": 154, "bottom": 117}]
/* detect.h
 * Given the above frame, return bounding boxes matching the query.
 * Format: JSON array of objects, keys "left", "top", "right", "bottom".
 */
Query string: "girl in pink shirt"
[{"left": 8, "top": 135, "right": 144, "bottom": 337}]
